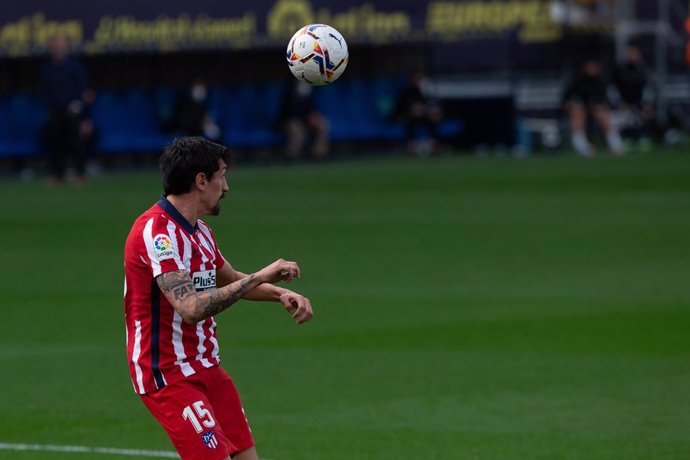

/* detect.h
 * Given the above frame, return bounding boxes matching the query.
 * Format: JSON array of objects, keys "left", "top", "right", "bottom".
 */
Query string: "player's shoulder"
[
  {"left": 126, "top": 203, "right": 178, "bottom": 245},
  {"left": 130, "top": 204, "right": 168, "bottom": 229}
]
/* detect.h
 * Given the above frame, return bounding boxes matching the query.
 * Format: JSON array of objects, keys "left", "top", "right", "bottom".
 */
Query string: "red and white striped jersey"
[{"left": 124, "top": 196, "right": 226, "bottom": 394}]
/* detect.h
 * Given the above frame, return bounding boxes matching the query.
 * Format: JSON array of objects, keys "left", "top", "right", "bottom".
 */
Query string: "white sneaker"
[
  {"left": 606, "top": 131, "right": 625, "bottom": 156},
  {"left": 572, "top": 134, "right": 595, "bottom": 157}
]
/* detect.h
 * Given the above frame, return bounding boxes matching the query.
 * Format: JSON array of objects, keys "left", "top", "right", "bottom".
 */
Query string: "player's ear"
[{"left": 194, "top": 172, "right": 208, "bottom": 190}]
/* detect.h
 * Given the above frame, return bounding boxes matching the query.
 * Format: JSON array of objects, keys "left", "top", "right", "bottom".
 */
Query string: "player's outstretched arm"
[
  {"left": 157, "top": 259, "right": 300, "bottom": 324},
  {"left": 217, "top": 259, "right": 314, "bottom": 324}
]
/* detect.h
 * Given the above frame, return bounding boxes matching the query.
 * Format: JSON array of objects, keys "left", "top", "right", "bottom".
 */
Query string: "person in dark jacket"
[
  {"left": 173, "top": 78, "right": 222, "bottom": 142},
  {"left": 614, "top": 46, "right": 648, "bottom": 108},
  {"left": 563, "top": 59, "right": 624, "bottom": 156},
  {"left": 278, "top": 81, "right": 329, "bottom": 159},
  {"left": 40, "top": 33, "right": 89, "bottom": 183},
  {"left": 393, "top": 70, "right": 442, "bottom": 155},
  {"left": 614, "top": 45, "right": 663, "bottom": 142}
]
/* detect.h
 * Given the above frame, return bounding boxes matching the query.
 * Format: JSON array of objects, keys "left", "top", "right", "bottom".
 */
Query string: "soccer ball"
[{"left": 286, "top": 24, "right": 348, "bottom": 86}]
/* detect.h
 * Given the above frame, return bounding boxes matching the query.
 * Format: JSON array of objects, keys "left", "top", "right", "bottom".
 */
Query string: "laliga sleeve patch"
[{"left": 152, "top": 234, "right": 175, "bottom": 261}]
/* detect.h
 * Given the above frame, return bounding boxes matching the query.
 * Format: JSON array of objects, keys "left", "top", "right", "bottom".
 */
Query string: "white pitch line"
[{"left": 0, "top": 442, "right": 179, "bottom": 458}]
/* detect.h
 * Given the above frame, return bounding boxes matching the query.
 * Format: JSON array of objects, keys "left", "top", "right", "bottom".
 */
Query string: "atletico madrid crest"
[{"left": 202, "top": 430, "right": 219, "bottom": 449}]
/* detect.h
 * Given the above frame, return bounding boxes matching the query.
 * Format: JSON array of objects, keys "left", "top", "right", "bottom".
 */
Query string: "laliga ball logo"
[
  {"left": 154, "top": 235, "right": 171, "bottom": 251},
  {"left": 286, "top": 24, "right": 348, "bottom": 86}
]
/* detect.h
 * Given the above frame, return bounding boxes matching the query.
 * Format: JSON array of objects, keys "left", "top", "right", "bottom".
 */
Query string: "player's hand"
[
  {"left": 256, "top": 259, "right": 300, "bottom": 284},
  {"left": 279, "top": 291, "right": 314, "bottom": 325}
]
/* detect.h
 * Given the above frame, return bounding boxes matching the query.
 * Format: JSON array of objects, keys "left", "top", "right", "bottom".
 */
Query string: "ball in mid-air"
[{"left": 286, "top": 24, "right": 348, "bottom": 86}]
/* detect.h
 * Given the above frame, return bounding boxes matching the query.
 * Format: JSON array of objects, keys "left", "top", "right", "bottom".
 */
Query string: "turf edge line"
[{"left": 0, "top": 442, "right": 179, "bottom": 458}]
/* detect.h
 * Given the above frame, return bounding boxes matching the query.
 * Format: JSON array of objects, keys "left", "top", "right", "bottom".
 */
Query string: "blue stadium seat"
[
  {"left": 314, "top": 82, "right": 353, "bottom": 140},
  {"left": 206, "top": 85, "right": 228, "bottom": 123},
  {"left": 92, "top": 90, "right": 174, "bottom": 153},
  {"left": 91, "top": 90, "right": 132, "bottom": 152},
  {"left": 438, "top": 119, "right": 463, "bottom": 138},
  {"left": 154, "top": 86, "right": 178, "bottom": 132},
  {"left": 343, "top": 79, "right": 378, "bottom": 139},
  {"left": 0, "top": 94, "right": 45, "bottom": 157},
  {"left": 369, "top": 78, "right": 405, "bottom": 140},
  {"left": 0, "top": 97, "right": 18, "bottom": 156},
  {"left": 314, "top": 78, "right": 405, "bottom": 142},
  {"left": 221, "top": 82, "right": 283, "bottom": 148}
]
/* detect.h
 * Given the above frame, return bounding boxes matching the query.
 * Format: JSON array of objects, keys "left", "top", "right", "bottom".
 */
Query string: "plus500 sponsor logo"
[{"left": 193, "top": 270, "right": 216, "bottom": 291}]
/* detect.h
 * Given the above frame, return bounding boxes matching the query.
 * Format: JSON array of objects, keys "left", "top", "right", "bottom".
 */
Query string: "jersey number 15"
[{"left": 182, "top": 401, "right": 216, "bottom": 433}]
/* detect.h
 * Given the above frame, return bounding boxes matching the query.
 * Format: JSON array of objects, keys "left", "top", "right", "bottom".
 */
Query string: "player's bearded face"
[
  {"left": 208, "top": 163, "right": 229, "bottom": 216},
  {"left": 211, "top": 192, "right": 225, "bottom": 215}
]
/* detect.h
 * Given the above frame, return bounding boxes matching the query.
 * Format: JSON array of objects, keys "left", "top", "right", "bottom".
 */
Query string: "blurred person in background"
[
  {"left": 563, "top": 59, "right": 624, "bottom": 156},
  {"left": 392, "top": 70, "right": 442, "bottom": 156},
  {"left": 614, "top": 45, "right": 649, "bottom": 114},
  {"left": 173, "top": 78, "right": 222, "bottom": 142},
  {"left": 614, "top": 45, "right": 656, "bottom": 146},
  {"left": 614, "top": 45, "right": 680, "bottom": 146},
  {"left": 40, "top": 33, "right": 89, "bottom": 183},
  {"left": 278, "top": 80, "right": 329, "bottom": 160}
]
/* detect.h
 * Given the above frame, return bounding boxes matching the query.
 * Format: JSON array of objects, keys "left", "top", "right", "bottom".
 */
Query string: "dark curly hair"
[{"left": 159, "top": 137, "right": 231, "bottom": 195}]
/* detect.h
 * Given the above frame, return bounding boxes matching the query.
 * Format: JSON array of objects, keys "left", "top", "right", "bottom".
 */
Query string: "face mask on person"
[
  {"left": 297, "top": 82, "right": 313, "bottom": 97},
  {"left": 191, "top": 85, "right": 207, "bottom": 102}
]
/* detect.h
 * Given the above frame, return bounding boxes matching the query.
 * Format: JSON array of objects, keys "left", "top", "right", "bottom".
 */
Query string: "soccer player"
[{"left": 124, "top": 137, "right": 313, "bottom": 460}]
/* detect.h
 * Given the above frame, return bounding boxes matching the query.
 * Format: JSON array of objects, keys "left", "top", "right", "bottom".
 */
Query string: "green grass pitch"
[{"left": 1, "top": 151, "right": 689, "bottom": 459}]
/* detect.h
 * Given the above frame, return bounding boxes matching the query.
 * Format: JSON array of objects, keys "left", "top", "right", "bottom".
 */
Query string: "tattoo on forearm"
[
  {"left": 158, "top": 272, "right": 194, "bottom": 301},
  {"left": 157, "top": 270, "right": 196, "bottom": 315},
  {"left": 199, "top": 275, "right": 256, "bottom": 319},
  {"left": 173, "top": 284, "right": 192, "bottom": 300},
  {"left": 157, "top": 270, "right": 258, "bottom": 323}
]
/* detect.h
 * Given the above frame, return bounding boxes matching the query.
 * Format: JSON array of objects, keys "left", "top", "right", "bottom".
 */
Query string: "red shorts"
[{"left": 140, "top": 366, "right": 254, "bottom": 460}]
